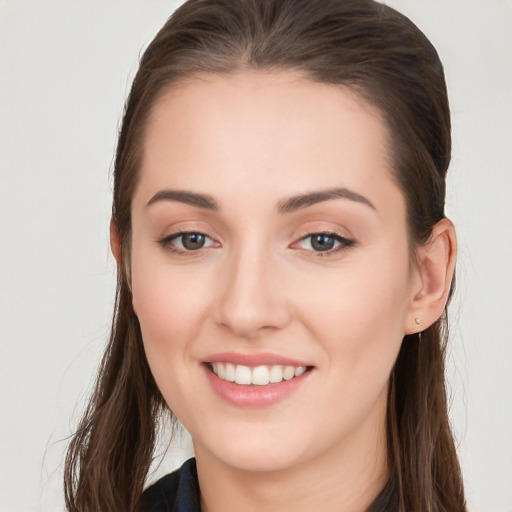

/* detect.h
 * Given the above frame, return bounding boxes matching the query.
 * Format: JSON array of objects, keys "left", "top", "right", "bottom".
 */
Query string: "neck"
[{"left": 194, "top": 407, "right": 389, "bottom": 512}]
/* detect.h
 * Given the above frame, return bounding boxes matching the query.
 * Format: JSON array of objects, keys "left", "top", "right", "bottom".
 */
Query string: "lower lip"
[{"left": 203, "top": 365, "right": 313, "bottom": 408}]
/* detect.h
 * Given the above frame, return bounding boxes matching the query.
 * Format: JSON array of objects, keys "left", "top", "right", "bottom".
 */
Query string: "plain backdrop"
[{"left": 1, "top": 1, "right": 511, "bottom": 511}]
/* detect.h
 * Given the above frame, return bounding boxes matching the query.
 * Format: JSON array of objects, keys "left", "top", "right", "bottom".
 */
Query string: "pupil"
[
  {"left": 182, "top": 233, "right": 205, "bottom": 250},
  {"left": 311, "top": 234, "right": 335, "bottom": 251}
]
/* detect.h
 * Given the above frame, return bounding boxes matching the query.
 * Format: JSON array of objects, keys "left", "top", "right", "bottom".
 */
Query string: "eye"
[
  {"left": 158, "top": 231, "right": 218, "bottom": 253},
  {"left": 296, "top": 232, "right": 354, "bottom": 254},
  {"left": 176, "top": 232, "right": 209, "bottom": 250}
]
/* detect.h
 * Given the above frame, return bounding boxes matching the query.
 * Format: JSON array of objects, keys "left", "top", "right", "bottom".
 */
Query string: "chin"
[
  {"left": 220, "top": 450, "right": 304, "bottom": 474},
  {"left": 193, "top": 429, "right": 315, "bottom": 474}
]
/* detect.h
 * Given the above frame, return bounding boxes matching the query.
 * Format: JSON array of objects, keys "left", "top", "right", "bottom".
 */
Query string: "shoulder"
[{"left": 138, "top": 458, "right": 200, "bottom": 512}]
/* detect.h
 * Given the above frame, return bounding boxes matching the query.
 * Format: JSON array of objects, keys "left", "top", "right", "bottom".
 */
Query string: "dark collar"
[{"left": 139, "top": 458, "right": 200, "bottom": 512}]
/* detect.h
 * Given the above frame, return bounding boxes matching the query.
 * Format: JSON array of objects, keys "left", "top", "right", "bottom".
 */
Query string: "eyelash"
[
  {"left": 296, "top": 232, "right": 355, "bottom": 258},
  {"left": 157, "top": 231, "right": 218, "bottom": 257},
  {"left": 157, "top": 231, "right": 356, "bottom": 257}
]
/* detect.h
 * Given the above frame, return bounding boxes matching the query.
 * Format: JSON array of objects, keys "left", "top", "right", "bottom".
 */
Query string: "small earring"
[{"left": 415, "top": 318, "right": 422, "bottom": 326}]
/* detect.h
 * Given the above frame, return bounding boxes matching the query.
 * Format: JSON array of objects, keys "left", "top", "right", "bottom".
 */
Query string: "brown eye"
[
  {"left": 158, "top": 231, "right": 218, "bottom": 253},
  {"left": 181, "top": 233, "right": 206, "bottom": 250}
]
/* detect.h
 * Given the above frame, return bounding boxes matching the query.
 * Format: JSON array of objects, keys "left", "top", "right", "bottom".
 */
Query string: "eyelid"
[
  {"left": 156, "top": 219, "right": 221, "bottom": 244},
  {"left": 291, "top": 219, "right": 354, "bottom": 238}
]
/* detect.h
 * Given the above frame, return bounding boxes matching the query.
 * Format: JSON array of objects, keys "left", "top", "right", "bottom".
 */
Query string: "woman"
[{"left": 64, "top": 0, "right": 467, "bottom": 510}]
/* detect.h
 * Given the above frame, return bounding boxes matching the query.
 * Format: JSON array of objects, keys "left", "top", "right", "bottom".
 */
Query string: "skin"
[{"left": 112, "top": 71, "right": 456, "bottom": 512}]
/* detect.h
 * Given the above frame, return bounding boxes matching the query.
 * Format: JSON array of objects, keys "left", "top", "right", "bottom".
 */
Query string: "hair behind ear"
[{"left": 386, "top": 320, "right": 465, "bottom": 512}]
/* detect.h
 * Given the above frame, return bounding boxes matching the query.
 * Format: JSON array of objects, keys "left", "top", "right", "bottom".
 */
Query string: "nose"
[{"left": 214, "top": 243, "right": 291, "bottom": 340}]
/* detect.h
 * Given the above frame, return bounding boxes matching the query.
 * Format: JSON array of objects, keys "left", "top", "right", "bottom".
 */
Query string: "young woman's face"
[{"left": 129, "top": 72, "right": 420, "bottom": 473}]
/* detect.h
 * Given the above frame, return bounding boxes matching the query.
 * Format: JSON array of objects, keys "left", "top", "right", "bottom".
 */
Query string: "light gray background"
[{"left": 1, "top": 1, "right": 511, "bottom": 511}]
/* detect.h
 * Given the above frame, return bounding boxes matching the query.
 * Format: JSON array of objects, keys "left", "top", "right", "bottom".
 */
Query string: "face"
[{"left": 129, "top": 72, "right": 418, "bottom": 473}]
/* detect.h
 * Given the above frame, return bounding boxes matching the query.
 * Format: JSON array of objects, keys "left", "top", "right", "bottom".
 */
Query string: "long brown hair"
[{"left": 64, "top": 1, "right": 466, "bottom": 510}]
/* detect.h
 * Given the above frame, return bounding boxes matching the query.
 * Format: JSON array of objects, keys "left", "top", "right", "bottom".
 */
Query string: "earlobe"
[
  {"left": 405, "top": 218, "right": 457, "bottom": 334},
  {"left": 110, "top": 218, "right": 122, "bottom": 264}
]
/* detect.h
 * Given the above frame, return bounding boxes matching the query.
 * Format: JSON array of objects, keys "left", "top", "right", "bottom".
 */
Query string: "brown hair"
[{"left": 64, "top": 1, "right": 466, "bottom": 510}]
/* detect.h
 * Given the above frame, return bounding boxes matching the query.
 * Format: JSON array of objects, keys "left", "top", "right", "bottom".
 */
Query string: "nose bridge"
[{"left": 215, "top": 235, "right": 290, "bottom": 338}]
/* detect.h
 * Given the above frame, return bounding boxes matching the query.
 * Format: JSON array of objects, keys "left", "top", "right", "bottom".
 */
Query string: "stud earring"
[{"left": 415, "top": 318, "right": 422, "bottom": 326}]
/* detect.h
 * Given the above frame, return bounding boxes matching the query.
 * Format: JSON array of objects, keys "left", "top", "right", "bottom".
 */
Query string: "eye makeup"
[
  {"left": 156, "top": 228, "right": 356, "bottom": 260},
  {"left": 292, "top": 231, "right": 356, "bottom": 258},
  {"left": 157, "top": 230, "right": 220, "bottom": 256}
]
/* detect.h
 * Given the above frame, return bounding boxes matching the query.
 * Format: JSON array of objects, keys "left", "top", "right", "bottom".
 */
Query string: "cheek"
[
  {"left": 129, "top": 247, "right": 211, "bottom": 387},
  {"left": 291, "top": 259, "right": 409, "bottom": 442},
  {"left": 296, "top": 249, "right": 410, "bottom": 380},
  {"left": 131, "top": 245, "right": 210, "bottom": 336},
  {"left": 130, "top": 256, "right": 213, "bottom": 421}
]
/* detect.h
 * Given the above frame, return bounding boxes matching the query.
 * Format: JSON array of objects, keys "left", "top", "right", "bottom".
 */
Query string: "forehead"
[{"left": 136, "top": 71, "right": 402, "bottom": 215}]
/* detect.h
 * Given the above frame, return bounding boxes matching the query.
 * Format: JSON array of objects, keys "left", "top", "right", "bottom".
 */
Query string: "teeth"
[
  {"left": 295, "top": 366, "right": 306, "bottom": 377},
  {"left": 235, "top": 365, "right": 252, "bottom": 385},
  {"left": 269, "top": 365, "right": 283, "bottom": 383},
  {"left": 210, "top": 363, "right": 308, "bottom": 386},
  {"left": 283, "top": 366, "right": 295, "bottom": 380},
  {"left": 225, "top": 363, "right": 235, "bottom": 382},
  {"left": 252, "top": 366, "right": 270, "bottom": 386}
]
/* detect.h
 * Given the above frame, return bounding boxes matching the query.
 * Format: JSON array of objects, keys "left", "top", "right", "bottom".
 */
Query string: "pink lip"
[
  {"left": 202, "top": 354, "right": 314, "bottom": 408},
  {"left": 204, "top": 351, "right": 311, "bottom": 368}
]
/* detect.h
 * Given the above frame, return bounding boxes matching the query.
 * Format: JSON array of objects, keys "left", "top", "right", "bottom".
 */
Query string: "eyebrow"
[
  {"left": 146, "top": 189, "right": 219, "bottom": 210},
  {"left": 277, "top": 187, "right": 376, "bottom": 214},
  {"left": 146, "top": 186, "right": 375, "bottom": 213}
]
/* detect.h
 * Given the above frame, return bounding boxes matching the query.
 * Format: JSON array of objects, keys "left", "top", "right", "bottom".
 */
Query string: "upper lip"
[{"left": 203, "top": 351, "right": 312, "bottom": 368}]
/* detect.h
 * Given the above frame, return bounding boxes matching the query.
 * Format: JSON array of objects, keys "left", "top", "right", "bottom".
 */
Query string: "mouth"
[
  {"left": 202, "top": 354, "right": 314, "bottom": 407},
  {"left": 206, "top": 362, "right": 312, "bottom": 386}
]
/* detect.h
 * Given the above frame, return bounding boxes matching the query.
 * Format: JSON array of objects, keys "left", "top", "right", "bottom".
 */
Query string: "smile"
[{"left": 209, "top": 362, "right": 308, "bottom": 386}]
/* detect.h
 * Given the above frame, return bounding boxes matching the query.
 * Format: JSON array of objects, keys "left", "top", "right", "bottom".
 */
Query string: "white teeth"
[
  {"left": 269, "top": 365, "right": 283, "bottom": 383},
  {"left": 210, "top": 362, "right": 308, "bottom": 386},
  {"left": 295, "top": 366, "right": 306, "bottom": 377},
  {"left": 225, "top": 363, "right": 235, "bottom": 382},
  {"left": 235, "top": 365, "right": 252, "bottom": 385},
  {"left": 252, "top": 366, "right": 270, "bottom": 386},
  {"left": 283, "top": 365, "right": 295, "bottom": 380}
]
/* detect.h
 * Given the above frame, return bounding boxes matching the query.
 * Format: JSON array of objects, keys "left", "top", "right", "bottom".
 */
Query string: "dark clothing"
[
  {"left": 139, "top": 458, "right": 200, "bottom": 512},
  {"left": 139, "top": 456, "right": 399, "bottom": 512}
]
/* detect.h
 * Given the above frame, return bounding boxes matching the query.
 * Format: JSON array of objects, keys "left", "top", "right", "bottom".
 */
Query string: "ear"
[
  {"left": 110, "top": 218, "right": 137, "bottom": 315},
  {"left": 110, "top": 218, "right": 122, "bottom": 264},
  {"left": 405, "top": 218, "right": 457, "bottom": 334}
]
